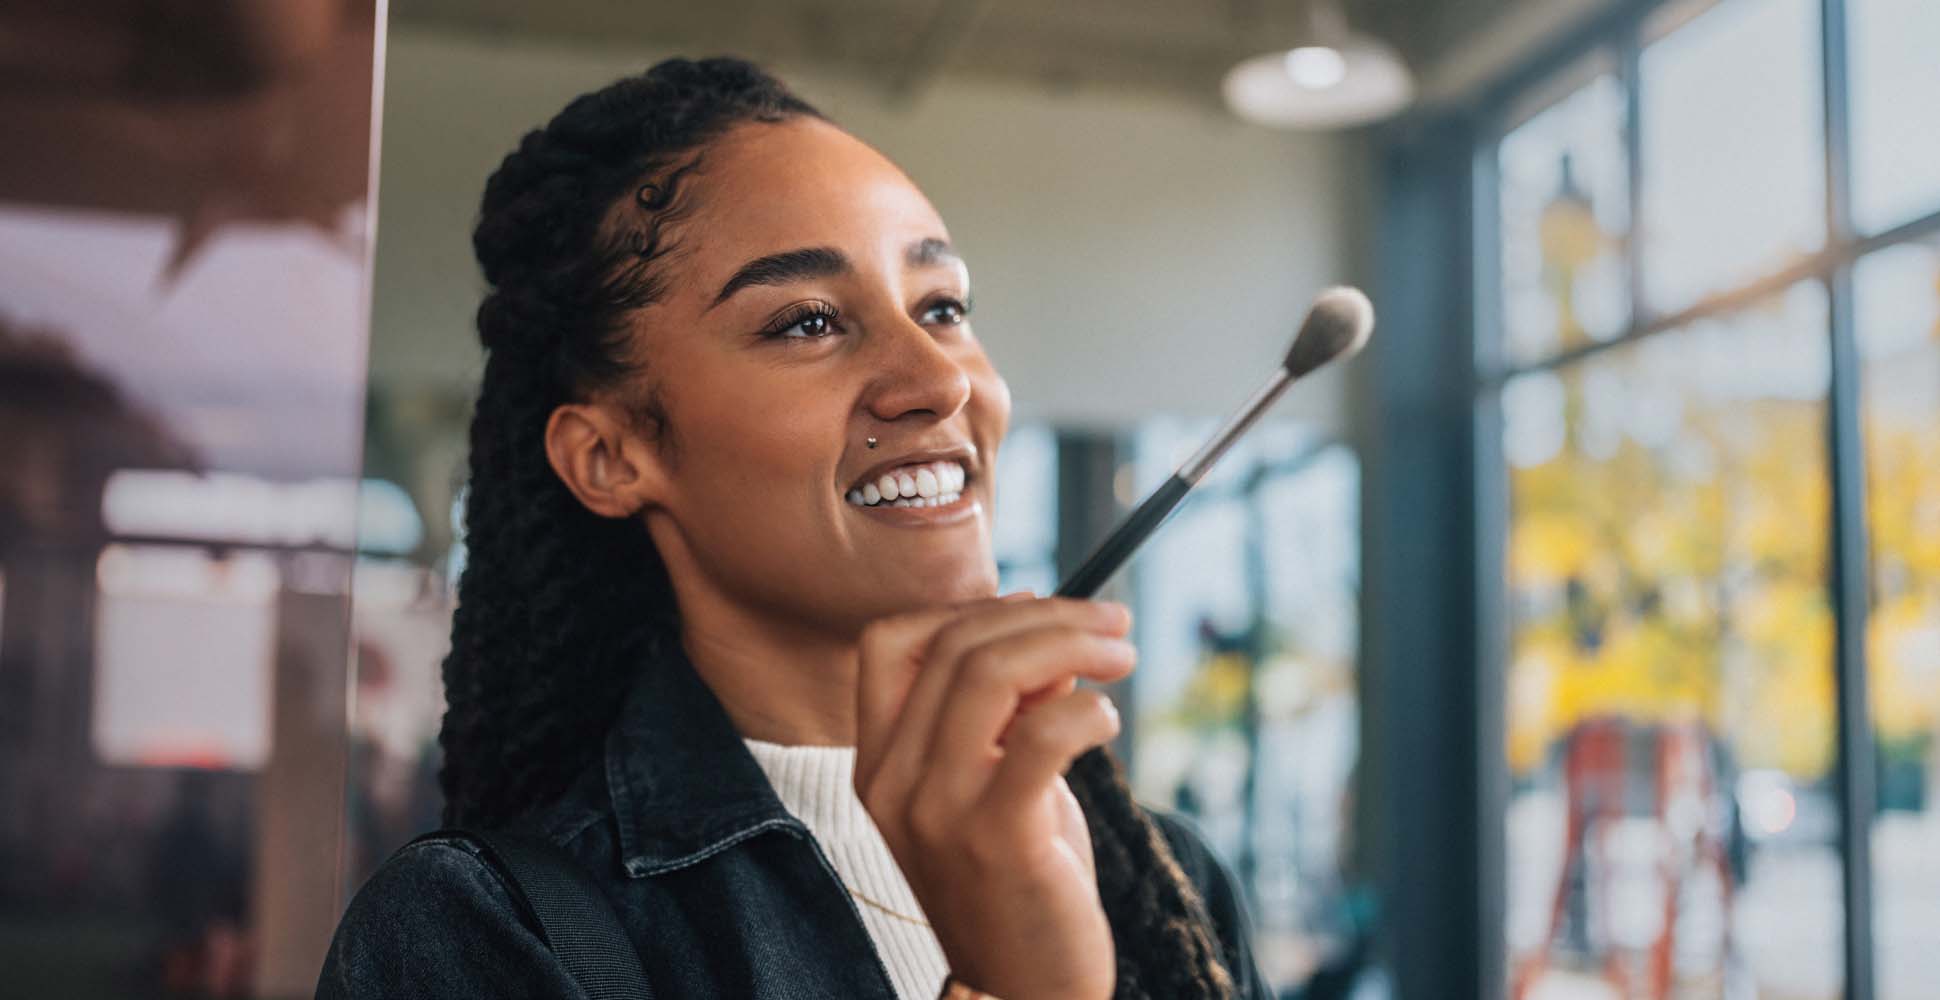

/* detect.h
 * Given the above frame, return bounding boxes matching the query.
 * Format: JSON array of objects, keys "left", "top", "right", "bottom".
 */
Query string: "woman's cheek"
[{"left": 975, "top": 366, "right": 1013, "bottom": 445}]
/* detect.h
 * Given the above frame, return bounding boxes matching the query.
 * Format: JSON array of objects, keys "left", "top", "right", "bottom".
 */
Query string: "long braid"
[
  {"left": 439, "top": 56, "right": 1234, "bottom": 998},
  {"left": 441, "top": 58, "right": 814, "bottom": 829},
  {"left": 1070, "top": 749, "right": 1237, "bottom": 999}
]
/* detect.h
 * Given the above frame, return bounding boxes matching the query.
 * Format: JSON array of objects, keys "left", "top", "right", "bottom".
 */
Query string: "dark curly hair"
[{"left": 439, "top": 56, "right": 1236, "bottom": 1000}]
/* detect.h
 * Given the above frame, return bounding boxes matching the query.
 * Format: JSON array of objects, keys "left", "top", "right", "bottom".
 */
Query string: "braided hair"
[{"left": 439, "top": 56, "right": 1236, "bottom": 1000}]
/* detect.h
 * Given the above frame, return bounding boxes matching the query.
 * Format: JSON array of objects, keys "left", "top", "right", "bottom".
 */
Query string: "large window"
[
  {"left": 1483, "top": 1, "right": 1940, "bottom": 998},
  {"left": 990, "top": 424, "right": 1060, "bottom": 596}
]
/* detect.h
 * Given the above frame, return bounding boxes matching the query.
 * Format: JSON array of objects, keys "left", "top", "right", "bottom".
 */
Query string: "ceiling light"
[
  {"left": 1224, "top": 1, "right": 1414, "bottom": 129},
  {"left": 1285, "top": 46, "right": 1348, "bottom": 90}
]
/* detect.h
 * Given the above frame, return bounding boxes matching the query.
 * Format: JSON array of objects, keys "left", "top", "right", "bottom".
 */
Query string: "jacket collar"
[{"left": 602, "top": 633, "right": 806, "bottom": 877}]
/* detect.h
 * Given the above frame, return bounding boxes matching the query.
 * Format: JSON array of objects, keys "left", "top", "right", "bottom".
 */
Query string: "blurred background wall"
[
  {"left": 370, "top": 26, "right": 1355, "bottom": 430},
  {"left": 2, "top": 1, "right": 1936, "bottom": 999}
]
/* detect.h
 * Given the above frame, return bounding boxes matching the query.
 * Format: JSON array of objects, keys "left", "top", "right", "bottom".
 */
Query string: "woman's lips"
[{"left": 847, "top": 490, "right": 980, "bottom": 526}]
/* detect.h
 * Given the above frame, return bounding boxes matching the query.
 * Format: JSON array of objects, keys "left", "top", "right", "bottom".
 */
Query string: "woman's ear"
[{"left": 544, "top": 402, "right": 665, "bottom": 518}]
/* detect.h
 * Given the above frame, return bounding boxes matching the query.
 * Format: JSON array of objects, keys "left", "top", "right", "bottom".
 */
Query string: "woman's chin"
[{"left": 871, "top": 564, "right": 1001, "bottom": 615}]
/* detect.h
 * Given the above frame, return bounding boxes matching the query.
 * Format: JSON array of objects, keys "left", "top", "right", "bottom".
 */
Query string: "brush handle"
[
  {"left": 1053, "top": 473, "right": 1192, "bottom": 598},
  {"left": 1052, "top": 367, "right": 1294, "bottom": 599},
  {"left": 1177, "top": 369, "right": 1291, "bottom": 484}
]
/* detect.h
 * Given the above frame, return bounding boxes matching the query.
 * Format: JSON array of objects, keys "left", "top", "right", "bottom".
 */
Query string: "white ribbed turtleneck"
[{"left": 741, "top": 737, "right": 950, "bottom": 1000}]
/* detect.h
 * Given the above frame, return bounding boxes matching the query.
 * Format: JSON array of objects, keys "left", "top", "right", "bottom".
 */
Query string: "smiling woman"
[{"left": 316, "top": 57, "right": 1268, "bottom": 1000}]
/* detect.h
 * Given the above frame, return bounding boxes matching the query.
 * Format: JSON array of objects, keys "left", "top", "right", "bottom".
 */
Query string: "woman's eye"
[
  {"left": 920, "top": 298, "right": 968, "bottom": 326},
  {"left": 764, "top": 306, "right": 841, "bottom": 339},
  {"left": 782, "top": 313, "right": 832, "bottom": 338}
]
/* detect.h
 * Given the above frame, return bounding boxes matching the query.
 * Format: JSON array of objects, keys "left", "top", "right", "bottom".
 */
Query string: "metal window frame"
[
  {"left": 1818, "top": 1, "right": 1878, "bottom": 995},
  {"left": 1455, "top": 0, "right": 1940, "bottom": 997},
  {"left": 1363, "top": 114, "right": 1487, "bottom": 1000}
]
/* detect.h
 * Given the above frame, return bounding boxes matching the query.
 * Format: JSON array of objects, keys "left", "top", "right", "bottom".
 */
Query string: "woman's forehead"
[{"left": 680, "top": 118, "right": 949, "bottom": 268}]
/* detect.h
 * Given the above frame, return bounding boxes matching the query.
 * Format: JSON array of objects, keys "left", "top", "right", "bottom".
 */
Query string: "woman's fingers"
[
  {"left": 853, "top": 594, "right": 1032, "bottom": 798},
  {"left": 892, "top": 599, "right": 1126, "bottom": 765},
  {"left": 980, "top": 686, "right": 1122, "bottom": 821},
  {"left": 919, "top": 626, "right": 1135, "bottom": 809},
  {"left": 863, "top": 597, "right": 1126, "bottom": 810},
  {"left": 923, "top": 598, "right": 1128, "bottom": 681},
  {"left": 854, "top": 604, "right": 962, "bottom": 789},
  {"left": 1020, "top": 674, "right": 1078, "bottom": 714},
  {"left": 853, "top": 597, "right": 1128, "bottom": 1000}
]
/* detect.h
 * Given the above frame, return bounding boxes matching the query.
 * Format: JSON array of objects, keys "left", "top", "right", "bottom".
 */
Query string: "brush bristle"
[{"left": 1283, "top": 286, "right": 1374, "bottom": 377}]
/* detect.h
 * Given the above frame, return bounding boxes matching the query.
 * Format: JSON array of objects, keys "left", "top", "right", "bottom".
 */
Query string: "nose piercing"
[{"left": 866, "top": 437, "right": 879, "bottom": 449}]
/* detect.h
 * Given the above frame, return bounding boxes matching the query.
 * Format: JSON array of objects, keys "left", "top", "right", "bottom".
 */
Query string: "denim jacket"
[{"left": 316, "top": 637, "right": 1272, "bottom": 999}]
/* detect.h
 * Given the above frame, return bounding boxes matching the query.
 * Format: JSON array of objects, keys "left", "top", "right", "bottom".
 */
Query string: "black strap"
[{"left": 417, "top": 827, "right": 654, "bottom": 1000}]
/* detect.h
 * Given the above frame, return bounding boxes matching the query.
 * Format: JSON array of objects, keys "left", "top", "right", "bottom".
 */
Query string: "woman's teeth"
[{"left": 847, "top": 460, "right": 967, "bottom": 508}]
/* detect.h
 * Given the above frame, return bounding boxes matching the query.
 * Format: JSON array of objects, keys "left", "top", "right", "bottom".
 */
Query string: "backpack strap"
[{"left": 415, "top": 827, "right": 655, "bottom": 1000}]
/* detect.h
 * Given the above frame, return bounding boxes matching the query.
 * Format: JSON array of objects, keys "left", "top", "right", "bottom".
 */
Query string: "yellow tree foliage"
[{"left": 1506, "top": 375, "right": 1846, "bottom": 779}]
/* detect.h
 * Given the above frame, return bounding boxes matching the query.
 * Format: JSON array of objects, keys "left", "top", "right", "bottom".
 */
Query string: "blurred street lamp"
[{"left": 1222, "top": 0, "right": 1414, "bottom": 129}]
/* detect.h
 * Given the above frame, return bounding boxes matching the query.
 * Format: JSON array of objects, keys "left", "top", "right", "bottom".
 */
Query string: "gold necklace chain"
[{"left": 844, "top": 884, "right": 933, "bottom": 929}]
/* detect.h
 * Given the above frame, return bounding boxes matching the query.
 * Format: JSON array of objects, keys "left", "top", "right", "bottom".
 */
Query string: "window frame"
[{"left": 1466, "top": 1, "right": 1940, "bottom": 997}]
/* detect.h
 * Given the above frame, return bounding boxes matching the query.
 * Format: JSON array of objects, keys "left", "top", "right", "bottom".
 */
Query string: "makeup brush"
[{"left": 1053, "top": 286, "right": 1375, "bottom": 599}]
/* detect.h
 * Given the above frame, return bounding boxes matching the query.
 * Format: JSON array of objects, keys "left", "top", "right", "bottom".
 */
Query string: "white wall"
[{"left": 370, "top": 27, "right": 1356, "bottom": 431}]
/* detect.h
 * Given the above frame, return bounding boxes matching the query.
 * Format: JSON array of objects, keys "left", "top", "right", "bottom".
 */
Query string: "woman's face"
[{"left": 617, "top": 117, "right": 1010, "bottom": 636}]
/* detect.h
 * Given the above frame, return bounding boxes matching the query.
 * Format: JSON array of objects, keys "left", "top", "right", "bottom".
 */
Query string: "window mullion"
[
  {"left": 1471, "top": 121, "right": 1509, "bottom": 1000},
  {"left": 1820, "top": 0, "right": 1876, "bottom": 998},
  {"left": 1621, "top": 21, "right": 1645, "bottom": 330}
]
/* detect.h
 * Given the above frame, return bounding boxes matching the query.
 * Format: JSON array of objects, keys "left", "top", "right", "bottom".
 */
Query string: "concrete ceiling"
[{"left": 391, "top": 0, "right": 1536, "bottom": 111}]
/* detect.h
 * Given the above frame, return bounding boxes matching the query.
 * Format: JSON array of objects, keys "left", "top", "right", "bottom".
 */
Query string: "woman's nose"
[{"left": 863, "top": 314, "right": 973, "bottom": 423}]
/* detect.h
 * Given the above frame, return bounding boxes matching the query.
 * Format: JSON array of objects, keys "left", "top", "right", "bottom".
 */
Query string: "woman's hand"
[{"left": 854, "top": 595, "right": 1135, "bottom": 1000}]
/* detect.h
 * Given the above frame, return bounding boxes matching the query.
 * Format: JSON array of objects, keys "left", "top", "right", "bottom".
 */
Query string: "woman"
[{"left": 319, "top": 57, "right": 1268, "bottom": 1000}]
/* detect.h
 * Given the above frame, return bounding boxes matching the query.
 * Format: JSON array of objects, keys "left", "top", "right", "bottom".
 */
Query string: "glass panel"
[
  {"left": 1641, "top": 0, "right": 1824, "bottom": 315},
  {"left": 1250, "top": 448, "right": 1362, "bottom": 990},
  {"left": 1499, "top": 70, "right": 1631, "bottom": 366},
  {"left": 347, "top": 380, "right": 463, "bottom": 891},
  {"left": 1128, "top": 420, "right": 1362, "bottom": 994},
  {"left": 991, "top": 423, "right": 1059, "bottom": 596},
  {"left": 1503, "top": 282, "right": 1842, "bottom": 1000},
  {"left": 1850, "top": 0, "right": 1940, "bottom": 234},
  {"left": 0, "top": 12, "right": 382, "bottom": 997},
  {"left": 342, "top": 558, "right": 452, "bottom": 888},
  {"left": 1855, "top": 238, "right": 1940, "bottom": 1000}
]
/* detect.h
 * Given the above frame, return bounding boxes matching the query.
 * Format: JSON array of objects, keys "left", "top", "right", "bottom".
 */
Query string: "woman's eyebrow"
[
  {"left": 905, "top": 237, "right": 959, "bottom": 269},
  {"left": 708, "top": 246, "right": 849, "bottom": 310}
]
